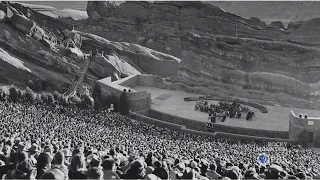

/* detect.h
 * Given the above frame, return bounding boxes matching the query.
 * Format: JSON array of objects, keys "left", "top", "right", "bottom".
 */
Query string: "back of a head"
[
  {"left": 16, "top": 151, "right": 29, "bottom": 164},
  {"left": 87, "top": 167, "right": 104, "bottom": 180},
  {"left": 210, "top": 163, "right": 217, "bottom": 171},
  {"left": 70, "top": 155, "right": 86, "bottom": 173},
  {"left": 154, "top": 161, "right": 162, "bottom": 169},
  {"left": 145, "top": 174, "right": 161, "bottom": 180},
  {"left": 183, "top": 168, "right": 195, "bottom": 180},
  {"left": 226, "top": 170, "right": 239, "bottom": 180},
  {"left": 15, "top": 160, "right": 36, "bottom": 179},
  {"left": 266, "top": 164, "right": 283, "bottom": 179},
  {"left": 53, "top": 151, "right": 64, "bottom": 165},
  {"left": 40, "top": 169, "right": 64, "bottom": 180},
  {"left": 37, "top": 153, "right": 52, "bottom": 168},
  {"left": 102, "top": 158, "right": 115, "bottom": 171},
  {"left": 296, "top": 172, "right": 307, "bottom": 180}
]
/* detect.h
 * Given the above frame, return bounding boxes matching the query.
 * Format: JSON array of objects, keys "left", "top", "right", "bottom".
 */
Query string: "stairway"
[{"left": 65, "top": 55, "right": 91, "bottom": 96}]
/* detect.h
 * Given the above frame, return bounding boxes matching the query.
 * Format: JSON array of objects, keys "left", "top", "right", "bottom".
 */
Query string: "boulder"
[
  {"left": 287, "top": 20, "right": 304, "bottom": 32},
  {"left": 269, "top": 21, "right": 285, "bottom": 30},
  {"left": 90, "top": 11, "right": 101, "bottom": 22}
]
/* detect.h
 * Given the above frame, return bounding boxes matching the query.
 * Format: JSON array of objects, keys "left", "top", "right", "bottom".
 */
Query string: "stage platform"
[{"left": 134, "top": 86, "right": 320, "bottom": 132}]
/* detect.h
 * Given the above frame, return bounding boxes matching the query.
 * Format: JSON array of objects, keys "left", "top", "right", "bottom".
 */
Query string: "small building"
[{"left": 289, "top": 111, "right": 320, "bottom": 147}]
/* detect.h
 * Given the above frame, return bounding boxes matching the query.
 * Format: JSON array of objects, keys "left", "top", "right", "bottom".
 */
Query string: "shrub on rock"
[
  {"left": 25, "top": 87, "right": 36, "bottom": 103},
  {"left": 9, "top": 86, "right": 18, "bottom": 103}
]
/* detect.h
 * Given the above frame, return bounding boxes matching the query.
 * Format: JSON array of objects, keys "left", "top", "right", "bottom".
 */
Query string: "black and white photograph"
[{"left": 0, "top": 0, "right": 320, "bottom": 179}]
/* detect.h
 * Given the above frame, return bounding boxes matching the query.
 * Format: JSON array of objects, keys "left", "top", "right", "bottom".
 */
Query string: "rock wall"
[
  {"left": 82, "top": 1, "right": 320, "bottom": 108},
  {"left": 84, "top": 1, "right": 286, "bottom": 59},
  {"left": 78, "top": 31, "right": 181, "bottom": 78}
]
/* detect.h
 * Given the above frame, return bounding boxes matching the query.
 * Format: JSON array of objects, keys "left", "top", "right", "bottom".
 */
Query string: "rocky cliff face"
[
  {"left": 0, "top": 2, "right": 181, "bottom": 94},
  {"left": 84, "top": 1, "right": 287, "bottom": 59},
  {"left": 1, "top": 1, "right": 320, "bottom": 108},
  {"left": 82, "top": 1, "right": 320, "bottom": 108}
]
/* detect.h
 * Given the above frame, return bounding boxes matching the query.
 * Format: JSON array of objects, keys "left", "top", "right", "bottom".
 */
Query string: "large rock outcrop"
[
  {"left": 84, "top": 1, "right": 286, "bottom": 59},
  {"left": 82, "top": 1, "right": 320, "bottom": 108},
  {"left": 77, "top": 31, "right": 181, "bottom": 78},
  {"left": 0, "top": 2, "right": 182, "bottom": 93}
]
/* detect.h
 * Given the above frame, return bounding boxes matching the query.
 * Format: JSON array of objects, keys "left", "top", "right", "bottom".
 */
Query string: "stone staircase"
[{"left": 65, "top": 54, "right": 91, "bottom": 96}]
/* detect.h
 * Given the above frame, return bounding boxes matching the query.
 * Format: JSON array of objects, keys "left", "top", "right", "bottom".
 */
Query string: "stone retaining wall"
[
  {"left": 130, "top": 111, "right": 296, "bottom": 144},
  {"left": 130, "top": 111, "right": 184, "bottom": 130},
  {"left": 148, "top": 109, "right": 288, "bottom": 139}
]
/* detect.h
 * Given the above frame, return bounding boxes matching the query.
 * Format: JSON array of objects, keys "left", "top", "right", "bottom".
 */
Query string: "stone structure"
[
  {"left": 289, "top": 111, "right": 320, "bottom": 147},
  {"left": 96, "top": 74, "right": 152, "bottom": 112}
]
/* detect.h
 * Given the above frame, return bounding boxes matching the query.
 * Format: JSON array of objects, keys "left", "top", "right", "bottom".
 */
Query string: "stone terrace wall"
[
  {"left": 148, "top": 109, "right": 210, "bottom": 131},
  {"left": 132, "top": 110, "right": 296, "bottom": 144},
  {"left": 126, "top": 91, "right": 151, "bottom": 112},
  {"left": 213, "top": 124, "right": 288, "bottom": 139},
  {"left": 138, "top": 74, "right": 155, "bottom": 87},
  {"left": 215, "top": 132, "right": 296, "bottom": 144},
  {"left": 97, "top": 76, "right": 151, "bottom": 111},
  {"left": 130, "top": 111, "right": 185, "bottom": 130},
  {"left": 118, "top": 74, "right": 139, "bottom": 88},
  {"left": 148, "top": 109, "right": 289, "bottom": 139},
  {"left": 97, "top": 79, "right": 123, "bottom": 97}
]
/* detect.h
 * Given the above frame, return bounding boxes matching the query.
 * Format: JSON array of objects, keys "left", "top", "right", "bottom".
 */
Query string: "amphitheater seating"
[{"left": 184, "top": 95, "right": 268, "bottom": 113}]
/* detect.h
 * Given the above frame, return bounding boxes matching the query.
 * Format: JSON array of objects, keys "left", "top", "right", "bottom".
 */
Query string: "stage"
[{"left": 134, "top": 86, "right": 320, "bottom": 132}]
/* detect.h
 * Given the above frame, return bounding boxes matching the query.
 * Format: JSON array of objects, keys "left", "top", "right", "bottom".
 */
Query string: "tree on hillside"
[
  {"left": 47, "top": 93, "right": 55, "bottom": 104},
  {"left": 0, "top": 88, "right": 5, "bottom": 102},
  {"left": 119, "top": 91, "right": 129, "bottom": 115},
  {"left": 9, "top": 86, "right": 18, "bottom": 103},
  {"left": 82, "top": 94, "right": 94, "bottom": 109},
  {"left": 17, "top": 89, "right": 23, "bottom": 102},
  {"left": 25, "top": 87, "right": 36, "bottom": 103}
]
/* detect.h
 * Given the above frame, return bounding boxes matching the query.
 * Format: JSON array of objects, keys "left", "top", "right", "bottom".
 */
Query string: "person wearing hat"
[
  {"left": 145, "top": 166, "right": 155, "bottom": 176},
  {"left": 266, "top": 164, "right": 285, "bottom": 179},
  {"left": 28, "top": 143, "right": 41, "bottom": 166},
  {"left": 145, "top": 174, "right": 162, "bottom": 180},
  {"left": 102, "top": 158, "right": 121, "bottom": 179},
  {"left": 40, "top": 168, "right": 65, "bottom": 180},
  {"left": 225, "top": 168, "right": 240, "bottom": 180},
  {"left": 120, "top": 154, "right": 135, "bottom": 173},
  {"left": 169, "top": 163, "right": 185, "bottom": 180},
  {"left": 152, "top": 161, "right": 168, "bottom": 179},
  {"left": 0, "top": 145, "right": 11, "bottom": 165},
  {"left": 36, "top": 153, "right": 52, "bottom": 179},
  {"left": 87, "top": 154, "right": 101, "bottom": 169},
  {"left": 182, "top": 167, "right": 197, "bottom": 180},
  {"left": 207, "top": 163, "right": 221, "bottom": 180},
  {"left": 69, "top": 154, "right": 88, "bottom": 179},
  {"left": 52, "top": 151, "right": 68, "bottom": 180},
  {"left": 61, "top": 148, "right": 72, "bottom": 166},
  {"left": 123, "top": 159, "right": 145, "bottom": 179},
  {"left": 5, "top": 160, "right": 36, "bottom": 179},
  {"left": 87, "top": 167, "right": 104, "bottom": 180}
]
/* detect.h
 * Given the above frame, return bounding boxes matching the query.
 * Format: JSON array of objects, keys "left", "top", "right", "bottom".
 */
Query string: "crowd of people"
[
  {"left": 195, "top": 100, "right": 256, "bottom": 123},
  {"left": 0, "top": 97, "right": 320, "bottom": 180}
]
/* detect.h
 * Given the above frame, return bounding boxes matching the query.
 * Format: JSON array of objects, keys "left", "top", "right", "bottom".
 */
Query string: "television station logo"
[
  {"left": 257, "top": 153, "right": 269, "bottom": 165},
  {"left": 254, "top": 142, "right": 288, "bottom": 153}
]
